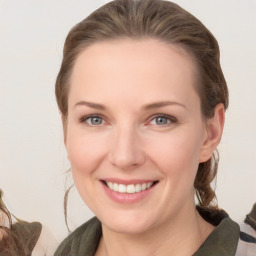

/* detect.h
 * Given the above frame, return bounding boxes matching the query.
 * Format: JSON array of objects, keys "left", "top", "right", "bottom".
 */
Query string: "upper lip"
[{"left": 101, "top": 178, "right": 158, "bottom": 185}]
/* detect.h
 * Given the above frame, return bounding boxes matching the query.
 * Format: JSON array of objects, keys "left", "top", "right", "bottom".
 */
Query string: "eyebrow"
[
  {"left": 143, "top": 101, "right": 187, "bottom": 110},
  {"left": 74, "top": 100, "right": 186, "bottom": 111},
  {"left": 74, "top": 101, "right": 106, "bottom": 110}
]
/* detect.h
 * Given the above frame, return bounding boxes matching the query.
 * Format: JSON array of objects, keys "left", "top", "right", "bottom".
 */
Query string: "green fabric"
[
  {"left": 54, "top": 217, "right": 101, "bottom": 256},
  {"left": 54, "top": 210, "right": 240, "bottom": 256},
  {"left": 0, "top": 221, "right": 42, "bottom": 256},
  {"left": 193, "top": 218, "right": 239, "bottom": 256},
  {"left": 245, "top": 203, "right": 256, "bottom": 231}
]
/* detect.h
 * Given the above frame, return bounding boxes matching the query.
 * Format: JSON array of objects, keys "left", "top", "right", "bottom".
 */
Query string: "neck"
[{"left": 96, "top": 205, "right": 215, "bottom": 256}]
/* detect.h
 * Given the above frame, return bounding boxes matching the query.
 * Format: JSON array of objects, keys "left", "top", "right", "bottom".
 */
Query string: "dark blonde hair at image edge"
[{"left": 55, "top": 0, "right": 229, "bottom": 215}]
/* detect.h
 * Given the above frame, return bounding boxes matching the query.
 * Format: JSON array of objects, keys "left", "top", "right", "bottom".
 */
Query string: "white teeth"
[
  {"left": 135, "top": 184, "right": 141, "bottom": 192},
  {"left": 107, "top": 182, "right": 113, "bottom": 190},
  {"left": 119, "top": 184, "right": 126, "bottom": 193},
  {"left": 141, "top": 183, "right": 147, "bottom": 191},
  {"left": 113, "top": 183, "right": 119, "bottom": 192},
  {"left": 147, "top": 182, "right": 153, "bottom": 188},
  {"left": 127, "top": 184, "right": 135, "bottom": 193},
  {"left": 106, "top": 181, "right": 155, "bottom": 194}
]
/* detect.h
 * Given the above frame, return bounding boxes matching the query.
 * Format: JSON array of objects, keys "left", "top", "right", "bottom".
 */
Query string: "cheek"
[
  {"left": 66, "top": 131, "right": 107, "bottom": 176},
  {"left": 65, "top": 132, "right": 108, "bottom": 208},
  {"left": 149, "top": 130, "right": 203, "bottom": 181}
]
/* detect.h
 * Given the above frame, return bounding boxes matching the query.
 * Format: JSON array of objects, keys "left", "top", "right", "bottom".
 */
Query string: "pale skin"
[{"left": 64, "top": 39, "right": 225, "bottom": 256}]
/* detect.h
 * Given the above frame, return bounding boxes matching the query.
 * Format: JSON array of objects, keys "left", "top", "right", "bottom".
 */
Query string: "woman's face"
[{"left": 65, "top": 39, "right": 212, "bottom": 234}]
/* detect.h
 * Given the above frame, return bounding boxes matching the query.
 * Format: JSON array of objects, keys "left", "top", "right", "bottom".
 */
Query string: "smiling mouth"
[{"left": 102, "top": 181, "right": 158, "bottom": 194}]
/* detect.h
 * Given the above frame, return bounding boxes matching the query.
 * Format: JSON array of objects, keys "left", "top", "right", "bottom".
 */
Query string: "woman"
[{"left": 54, "top": 0, "right": 254, "bottom": 255}]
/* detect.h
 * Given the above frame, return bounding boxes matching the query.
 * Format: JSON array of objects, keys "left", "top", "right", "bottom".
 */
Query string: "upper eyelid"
[
  {"left": 147, "top": 113, "right": 177, "bottom": 122},
  {"left": 78, "top": 113, "right": 177, "bottom": 124},
  {"left": 79, "top": 114, "right": 105, "bottom": 123}
]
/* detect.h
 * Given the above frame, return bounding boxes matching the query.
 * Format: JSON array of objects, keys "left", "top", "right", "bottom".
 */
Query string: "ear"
[{"left": 199, "top": 103, "right": 225, "bottom": 163}]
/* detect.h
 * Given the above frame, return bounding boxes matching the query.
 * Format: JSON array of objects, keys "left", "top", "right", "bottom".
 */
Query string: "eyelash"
[
  {"left": 79, "top": 114, "right": 106, "bottom": 126},
  {"left": 79, "top": 114, "right": 177, "bottom": 127},
  {"left": 147, "top": 114, "right": 177, "bottom": 126}
]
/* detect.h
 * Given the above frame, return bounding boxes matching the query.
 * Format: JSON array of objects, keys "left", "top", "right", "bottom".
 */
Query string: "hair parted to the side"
[{"left": 56, "top": 0, "right": 228, "bottom": 209}]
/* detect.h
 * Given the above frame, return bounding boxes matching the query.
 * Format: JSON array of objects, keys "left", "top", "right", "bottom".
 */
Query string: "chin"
[{"left": 99, "top": 210, "right": 156, "bottom": 235}]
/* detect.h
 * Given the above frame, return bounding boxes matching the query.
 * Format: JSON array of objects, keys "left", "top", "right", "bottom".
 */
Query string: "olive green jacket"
[{"left": 54, "top": 208, "right": 254, "bottom": 256}]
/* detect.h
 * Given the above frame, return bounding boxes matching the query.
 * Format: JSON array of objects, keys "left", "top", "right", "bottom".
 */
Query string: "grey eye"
[
  {"left": 87, "top": 116, "right": 103, "bottom": 125},
  {"left": 155, "top": 116, "right": 169, "bottom": 125}
]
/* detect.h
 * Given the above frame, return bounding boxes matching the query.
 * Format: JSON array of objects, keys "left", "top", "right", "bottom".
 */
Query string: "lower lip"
[{"left": 101, "top": 182, "right": 156, "bottom": 204}]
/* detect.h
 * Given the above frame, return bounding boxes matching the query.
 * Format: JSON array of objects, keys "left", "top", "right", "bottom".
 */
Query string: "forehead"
[{"left": 69, "top": 38, "right": 199, "bottom": 107}]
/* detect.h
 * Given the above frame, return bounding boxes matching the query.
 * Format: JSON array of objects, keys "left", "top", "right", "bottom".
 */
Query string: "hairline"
[{"left": 62, "top": 36, "right": 204, "bottom": 121}]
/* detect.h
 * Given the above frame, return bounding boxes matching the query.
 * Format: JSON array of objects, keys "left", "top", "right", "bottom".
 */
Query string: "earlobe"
[{"left": 199, "top": 104, "right": 225, "bottom": 163}]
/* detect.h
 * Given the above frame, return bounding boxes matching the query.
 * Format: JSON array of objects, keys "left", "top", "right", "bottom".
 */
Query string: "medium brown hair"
[
  {"left": 56, "top": 0, "right": 228, "bottom": 209},
  {"left": 0, "top": 190, "right": 25, "bottom": 255}
]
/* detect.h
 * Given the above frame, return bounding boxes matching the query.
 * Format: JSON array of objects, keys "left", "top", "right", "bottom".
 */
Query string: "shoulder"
[
  {"left": 54, "top": 217, "right": 102, "bottom": 256},
  {"left": 195, "top": 206, "right": 256, "bottom": 256},
  {"left": 195, "top": 207, "right": 240, "bottom": 256}
]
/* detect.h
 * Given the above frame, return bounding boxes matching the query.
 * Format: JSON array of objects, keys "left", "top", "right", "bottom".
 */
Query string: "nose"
[{"left": 108, "top": 125, "right": 146, "bottom": 170}]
